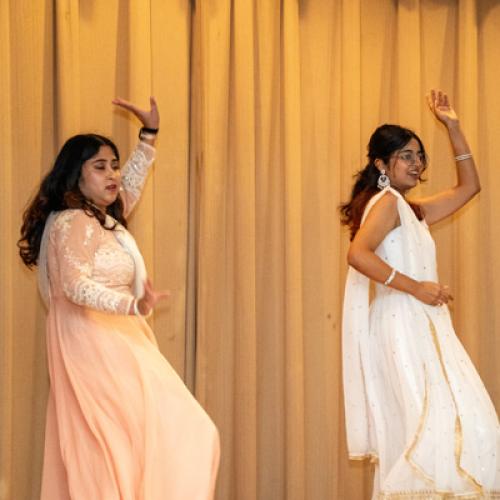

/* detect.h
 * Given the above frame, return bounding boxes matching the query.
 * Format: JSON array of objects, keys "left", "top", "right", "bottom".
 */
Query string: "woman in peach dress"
[{"left": 19, "top": 98, "right": 220, "bottom": 500}]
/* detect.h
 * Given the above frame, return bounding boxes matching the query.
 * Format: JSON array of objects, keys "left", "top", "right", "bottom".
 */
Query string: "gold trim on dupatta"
[
  {"left": 349, "top": 453, "right": 379, "bottom": 464},
  {"left": 404, "top": 364, "right": 436, "bottom": 487},
  {"left": 426, "top": 316, "right": 483, "bottom": 494},
  {"left": 378, "top": 490, "right": 500, "bottom": 499}
]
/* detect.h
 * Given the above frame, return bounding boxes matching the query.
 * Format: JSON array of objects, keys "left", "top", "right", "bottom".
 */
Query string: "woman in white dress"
[{"left": 340, "top": 89, "right": 500, "bottom": 499}]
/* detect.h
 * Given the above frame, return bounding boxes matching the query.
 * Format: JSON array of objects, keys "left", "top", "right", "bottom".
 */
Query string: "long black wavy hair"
[
  {"left": 339, "top": 124, "right": 427, "bottom": 239},
  {"left": 18, "top": 134, "right": 126, "bottom": 268}
]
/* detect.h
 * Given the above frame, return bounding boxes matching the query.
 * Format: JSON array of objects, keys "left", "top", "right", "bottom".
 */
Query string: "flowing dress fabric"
[
  {"left": 39, "top": 143, "right": 220, "bottom": 500},
  {"left": 343, "top": 187, "right": 500, "bottom": 499}
]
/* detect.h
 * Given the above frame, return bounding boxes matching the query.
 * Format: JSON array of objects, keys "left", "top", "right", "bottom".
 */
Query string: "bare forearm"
[
  {"left": 348, "top": 247, "right": 452, "bottom": 306},
  {"left": 446, "top": 121, "right": 470, "bottom": 154},
  {"left": 348, "top": 249, "right": 419, "bottom": 296},
  {"left": 446, "top": 122, "right": 480, "bottom": 193}
]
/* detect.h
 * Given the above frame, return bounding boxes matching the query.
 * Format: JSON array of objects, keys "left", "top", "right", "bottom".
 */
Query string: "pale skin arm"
[
  {"left": 416, "top": 89, "right": 480, "bottom": 225},
  {"left": 347, "top": 192, "right": 453, "bottom": 306}
]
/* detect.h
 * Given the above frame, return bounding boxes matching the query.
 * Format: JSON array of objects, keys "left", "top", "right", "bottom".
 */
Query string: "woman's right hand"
[
  {"left": 412, "top": 281, "right": 453, "bottom": 306},
  {"left": 112, "top": 96, "right": 160, "bottom": 130},
  {"left": 426, "top": 89, "right": 459, "bottom": 128}
]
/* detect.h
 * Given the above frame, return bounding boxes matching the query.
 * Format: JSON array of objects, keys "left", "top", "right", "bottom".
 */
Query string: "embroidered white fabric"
[
  {"left": 51, "top": 210, "right": 134, "bottom": 315},
  {"left": 37, "top": 141, "right": 154, "bottom": 312},
  {"left": 121, "top": 142, "right": 155, "bottom": 202},
  {"left": 342, "top": 186, "right": 500, "bottom": 498}
]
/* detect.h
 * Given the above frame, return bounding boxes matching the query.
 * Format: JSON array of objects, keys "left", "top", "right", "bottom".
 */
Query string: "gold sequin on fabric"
[
  {"left": 349, "top": 313, "right": 494, "bottom": 498},
  {"left": 426, "top": 315, "right": 483, "bottom": 494},
  {"left": 404, "top": 364, "right": 435, "bottom": 487}
]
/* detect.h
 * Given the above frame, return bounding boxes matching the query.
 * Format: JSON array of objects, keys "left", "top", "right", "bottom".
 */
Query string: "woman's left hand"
[
  {"left": 427, "top": 89, "right": 458, "bottom": 127},
  {"left": 112, "top": 96, "right": 159, "bottom": 129},
  {"left": 137, "top": 278, "right": 170, "bottom": 316}
]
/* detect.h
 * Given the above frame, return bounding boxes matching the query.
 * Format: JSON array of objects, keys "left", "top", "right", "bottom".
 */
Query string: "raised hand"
[
  {"left": 426, "top": 89, "right": 458, "bottom": 127},
  {"left": 112, "top": 96, "right": 159, "bottom": 130}
]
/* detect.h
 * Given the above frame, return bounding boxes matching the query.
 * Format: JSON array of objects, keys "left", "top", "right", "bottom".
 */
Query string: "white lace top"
[{"left": 40, "top": 141, "right": 155, "bottom": 315}]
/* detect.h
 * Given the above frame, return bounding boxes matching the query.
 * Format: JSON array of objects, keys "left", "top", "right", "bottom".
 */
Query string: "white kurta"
[{"left": 343, "top": 187, "right": 500, "bottom": 499}]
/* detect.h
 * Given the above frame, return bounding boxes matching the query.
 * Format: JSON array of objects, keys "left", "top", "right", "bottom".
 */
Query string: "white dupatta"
[
  {"left": 342, "top": 186, "right": 424, "bottom": 458},
  {"left": 38, "top": 212, "right": 147, "bottom": 308}
]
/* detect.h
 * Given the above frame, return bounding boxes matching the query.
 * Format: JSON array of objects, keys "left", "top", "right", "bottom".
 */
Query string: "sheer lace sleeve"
[
  {"left": 120, "top": 141, "right": 155, "bottom": 217},
  {"left": 51, "top": 210, "right": 134, "bottom": 315}
]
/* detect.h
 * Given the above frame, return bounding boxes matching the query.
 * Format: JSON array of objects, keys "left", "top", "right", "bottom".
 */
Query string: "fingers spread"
[{"left": 112, "top": 97, "right": 134, "bottom": 110}]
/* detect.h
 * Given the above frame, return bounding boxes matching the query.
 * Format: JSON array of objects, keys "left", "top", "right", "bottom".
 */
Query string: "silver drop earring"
[{"left": 377, "top": 169, "right": 390, "bottom": 190}]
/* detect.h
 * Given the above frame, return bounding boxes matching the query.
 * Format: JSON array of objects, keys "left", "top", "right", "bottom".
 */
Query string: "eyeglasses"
[{"left": 395, "top": 150, "right": 426, "bottom": 165}]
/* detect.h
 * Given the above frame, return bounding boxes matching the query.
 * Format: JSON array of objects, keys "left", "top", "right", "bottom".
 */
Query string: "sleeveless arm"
[
  {"left": 348, "top": 188, "right": 449, "bottom": 306},
  {"left": 120, "top": 141, "right": 156, "bottom": 217},
  {"left": 52, "top": 210, "right": 134, "bottom": 315}
]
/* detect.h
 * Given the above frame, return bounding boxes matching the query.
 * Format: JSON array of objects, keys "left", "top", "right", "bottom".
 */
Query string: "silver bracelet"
[
  {"left": 138, "top": 127, "right": 158, "bottom": 140},
  {"left": 384, "top": 268, "right": 397, "bottom": 286},
  {"left": 455, "top": 153, "right": 472, "bottom": 162},
  {"left": 139, "top": 132, "right": 157, "bottom": 142},
  {"left": 133, "top": 298, "right": 152, "bottom": 318}
]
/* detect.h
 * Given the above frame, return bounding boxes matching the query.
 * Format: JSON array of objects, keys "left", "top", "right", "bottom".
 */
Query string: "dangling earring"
[{"left": 377, "top": 169, "right": 390, "bottom": 190}]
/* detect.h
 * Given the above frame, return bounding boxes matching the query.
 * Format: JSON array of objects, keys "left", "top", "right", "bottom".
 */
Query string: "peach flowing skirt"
[{"left": 40, "top": 301, "right": 220, "bottom": 500}]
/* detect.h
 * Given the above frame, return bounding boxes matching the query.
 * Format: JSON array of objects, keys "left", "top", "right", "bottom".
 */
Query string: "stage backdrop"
[{"left": 1, "top": 1, "right": 500, "bottom": 499}]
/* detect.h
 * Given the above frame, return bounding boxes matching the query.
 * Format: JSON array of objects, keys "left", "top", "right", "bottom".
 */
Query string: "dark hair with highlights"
[
  {"left": 339, "top": 124, "right": 427, "bottom": 239},
  {"left": 18, "top": 134, "right": 126, "bottom": 268}
]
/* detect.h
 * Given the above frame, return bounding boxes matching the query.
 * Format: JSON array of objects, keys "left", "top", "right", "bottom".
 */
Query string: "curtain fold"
[
  {"left": 1, "top": 1, "right": 500, "bottom": 499},
  {"left": 0, "top": 1, "right": 14, "bottom": 496}
]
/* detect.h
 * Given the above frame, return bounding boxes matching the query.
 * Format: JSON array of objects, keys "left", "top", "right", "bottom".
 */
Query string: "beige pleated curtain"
[{"left": 1, "top": 1, "right": 500, "bottom": 499}]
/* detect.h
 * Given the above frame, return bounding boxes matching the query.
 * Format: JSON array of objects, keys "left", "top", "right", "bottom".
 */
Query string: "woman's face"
[
  {"left": 78, "top": 145, "right": 121, "bottom": 211},
  {"left": 381, "top": 138, "right": 425, "bottom": 193}
]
